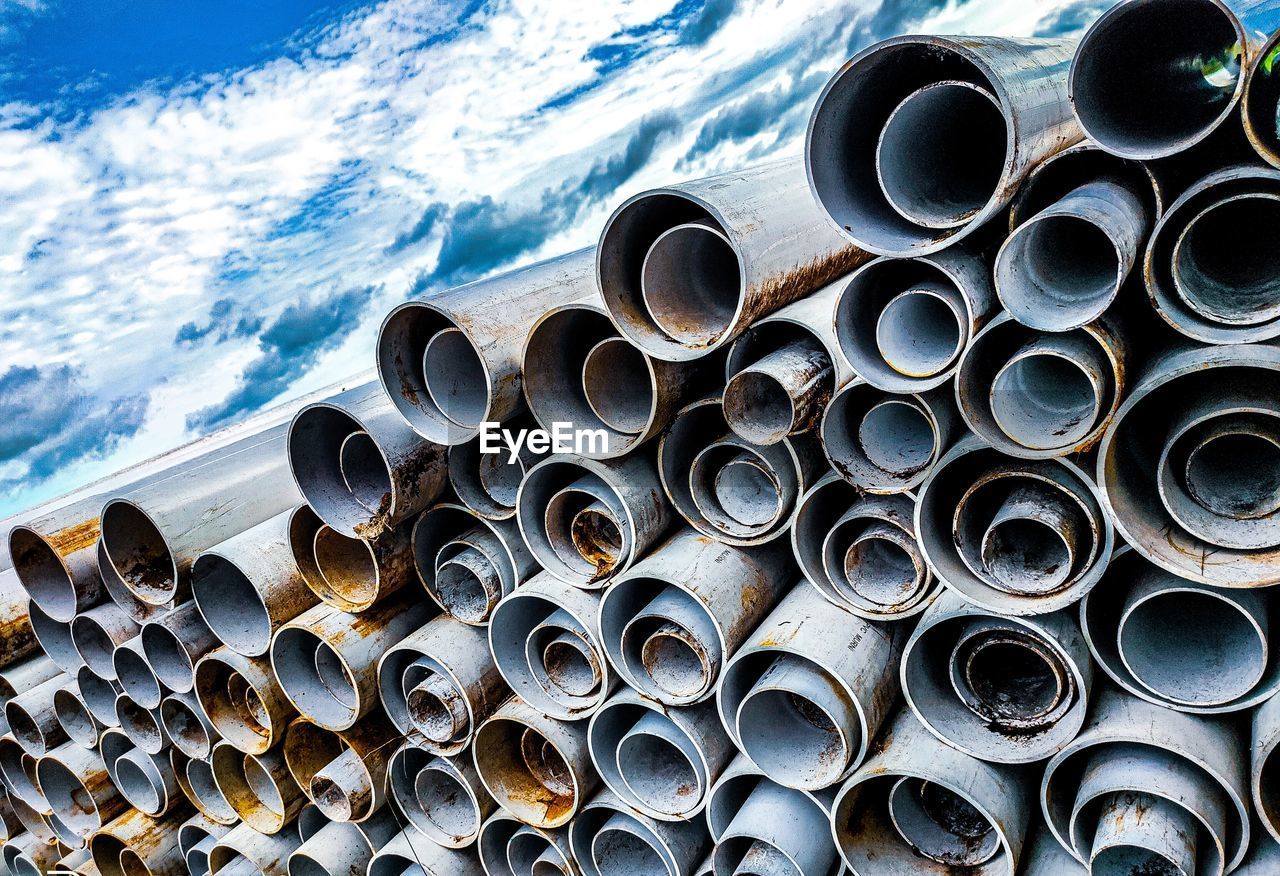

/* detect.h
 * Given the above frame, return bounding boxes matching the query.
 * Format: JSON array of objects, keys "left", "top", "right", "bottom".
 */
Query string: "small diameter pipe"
[
  {"left": 281, "top": 712, "right": 394, "bottom": 824},
  {"left": 193, "top": 647, "right": 296, "bottom": 755},
  {"left": 386, "top": 741, "right": 493, "bottom": 848},
  {"left": 412, "top": 504, "right": 536, "bottom": 625}
]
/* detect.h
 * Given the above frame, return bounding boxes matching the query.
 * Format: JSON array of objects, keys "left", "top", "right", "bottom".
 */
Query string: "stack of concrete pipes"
[{"left": 11, "top": 0, "right": 1280, "bottom": 874}]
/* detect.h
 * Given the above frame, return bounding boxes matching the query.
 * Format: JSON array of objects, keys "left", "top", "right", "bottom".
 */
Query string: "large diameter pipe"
[
  {"left": 69, "top": 606, "right": 138, "bottom": 682},
  {"left": 0, "top": 734, "right": 43, "bottom": 810},
  {"left": 289, "top": 806, "right": 398, "bottom": 876},
  {"left": 89, "top": 803, "right": 192, "bottom": 876},
  {"left": 7, "top": 672, "right": 69, "bottom": 756},
  {"left": 271, "top": 595, "right": 428, "bottom": 731},
  {"left": 447, "top": 413, "right": 546, "bottom": 521},
  {"left": 1098, "top": 342, "right": 1280, "bottom": 585},
  {"left": 832, "top": 245, "right": 996, "bottom": 393},
  {"left": 287, "top": 382, "right": 447, "bottom": 540},
  {"left": 718, "top": 585, "right": 901, "bottom": 792},
  {"left": 587, "top": 686, "right": 732, "bottom": 821},
  {"left": 917, "top": 436, "right": 1114, "bottom": 615},
  {"left": 1007, "top": 140, "right": 1165, "bottom": 230},
  {"left": 516, "top": 453, "right": 674, "bottom": 588},
  {"left": 208, "top": 821, "right": 302, "bottom": 876},
  {"left": 488, "top": 572, "right": 614, "bottom": 721},
  {"left": 378, "top": 248, "right": 597, "bottom": 444},
  {"left": 75, "top": 667, "right": 120, "bottom": 730},
  {"left": 1041, "top": 687, "right": 1249, "bottom": 872},
  {"left": 0, "top": 571, "right": 39, "bottom": 667},
  {"left": 597, "top": 159, "right": 866, "bottom": 362},
  {"left": 287, "top": 505, "right": 411, "bottom": 616},
  {"left": 1070, "top": 0, "right": 1279, "bottom": 159},
  {"left": 210, "top": 739, "right": 303, "bottom": 834},
  {"left": 192, "top": 511, "right": 316, "bottom": 658},
  {"left": 1082, "top": 547, "right": 1280, "bottom": 713},
  {"left": 831, "top": 708, "right": 1031, "bottom": 875},
  {"left": 377, "top": 614, "right": 507, "bottom": 755},
  {"left": 706, "top": 755, "right": 840, "bottom": 876},
  {"left": 956, "top": 312, "right": 1126, "bottom": 458},
  {"left": 902, "top": 590, "right": 1093, "bottom": 764},
  {"left": 599, "top": 528, "right": 791, "bottom": 706},
  {"left": 96, "top": 539, "right": 161, "bottom": 625},
  {"left": 1253, "top": 688, "right": 1280, "bottom": 844},
  {"left": 368, "top": 827, "right": 483, "bottom": 876},
  {"left": 99, "top": 727, "right": 178, "bottom": 817},
  {"left": 36, "top": 742, "right": 125, "bottom": 838},
  {"left": 4, "top": 831, "right": 65, "bottom": 876},
  {"left": 99, "top": 424, "right": 302, "bottom": 607},
  {"left": 793, "top": 474, "right": 936, "bottom": 621},
  {"left": 569, "top": 787, "right": 709, "bottom": 876},
  {"left": 54, "top": 683, "right": 102, "bottom": 748},
  {"left": 472, "top": 696, "right": 598, "bottom": 829},
  {"left": 193, "top": 647, "right": 296, "bottom": 755},
  {"left": 807, "top": 35, "right": 1079, "bottom": 257},
  {"left": 524, "top": 297, "right": 717, "bottom": 458},
  {"left": 28, "top": 602, "right": 83, "bottom": 675},
  {"left": 659, "top": 397, "right": 823, "bottom": 545},
  {"left": 113, "top": 691, "right": 167, "bottom": 756},
  {"left": 7, "top": 513, "right": 105, "bottom": 625},
  {"left": 281, "top": 712, "right": 393, "bottom": 823},
  {"left": 1145, "top": 165, "right": 1280, "bottom": 343},
  {"left": 412, "top": 504, "right": 536, "bottom": 625},
  {"left": 722, "top": 280, "right": 850, "bottom": 446},
  {"left": 387, "top": 741, "right": 493, "bottom": 848},
  {"left": 821, "top": 381, "right": 959, "bottom": 494}
]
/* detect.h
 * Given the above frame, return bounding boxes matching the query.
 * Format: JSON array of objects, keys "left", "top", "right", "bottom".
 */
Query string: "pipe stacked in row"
[{"left": 7, "top": 0, "right": 1280, "bottom": 874}]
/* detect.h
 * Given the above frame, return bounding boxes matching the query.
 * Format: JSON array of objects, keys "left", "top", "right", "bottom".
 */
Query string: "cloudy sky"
[{"left": 0, "top": 0, "right": 1102, "bottom": 517}]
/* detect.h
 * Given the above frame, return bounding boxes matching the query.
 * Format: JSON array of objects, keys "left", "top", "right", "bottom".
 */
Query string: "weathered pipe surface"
[
  {"left": 90, "top": 803, "right": 193, "bottom": 876},
  {"left": 0, "top": 570, "right": 40, "bottom": 668},
  {"left": 286, "top": 504, "right": 410, "bottom": 617},
  {"left": 210, "top": 739, "right": 303, "bottom": 835},
  {"left": 475, "top": 811, "right": 572, "bottom": 876},
  {"left": 193, "top": 647, "right": 296, "bottom": 755},
  {"left": 387, "top": 740, "right": 493, "bottom": 848},
  {"left": 0, "top": 652, "right": 61, "bottom": 735},
  {"left": 69, "top": 604, "right": 138, "bottom": 682},
  {"left": 568, "top": 786, "right": 710, "bottom": 876},
  {"left": 281, "top": 711, "right": 394, "bottom": 823},
  {"left": 446, "top": 412, "right": 546, "bottom": 521},
  {"left": 208, "top": 820, "right": 302, "bottom": 876},
  {"left": 412, "top": 504, "right": 535, "bottom": 625},
  {"left": 99, "top": 726, "right": 179, "bottom": 816},
  {"left": 140, "top": 603, "right": 218, "bottom": 695},
  {"left": 368, "top": 826, "right": 484, "bottom": 876},
  {"left": 289, "top": 806, "right": 398, "bottom": 876}
]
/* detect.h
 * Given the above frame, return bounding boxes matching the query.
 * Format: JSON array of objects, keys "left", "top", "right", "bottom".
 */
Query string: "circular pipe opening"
[
  {"left": 996, "top": 215, "right": 1120, "bottom": 332},
  {"left": 875, "top": 289, "right": 964, "bottom": 378},
  {"left": 100, "top": 501, "right": 176, "bottom": 605},
  {"left": 887, "top": 778, "right": 999, "bottom": 866},
  {"left": 582, "top": 337, "right": 652, "bottom": 436},
  {"left": 1184, "top": 428, "right": 1280, "bottom": 518},
  {"left": 423, "top": 326, "right": 489, "bottom": 430},
  {"left": 7, "top": 528, "right": 76, "bottom": 621},
  {"left": 640, "top": 222, "right": 740, "bottom": 347},
  {"left": 990, "top": 351, "right": 1102, "bottom": 450},
  {"left": 192, "top": 554, "right": 273, "bottom": 659},
  {"left": 858, "top": 399, "right": 936, "bottom": 476},
  {"left": 723, "top": 370, "right": 796, "bottom": 446}
]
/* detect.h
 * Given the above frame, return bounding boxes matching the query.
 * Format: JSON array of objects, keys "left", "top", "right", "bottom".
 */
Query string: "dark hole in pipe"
[
  {"left": 1184, "top": 431, "right": 1280, "bottom": 518},
  {"left": 1174, "top": 194, "right": 1280, "bottom": 325}
]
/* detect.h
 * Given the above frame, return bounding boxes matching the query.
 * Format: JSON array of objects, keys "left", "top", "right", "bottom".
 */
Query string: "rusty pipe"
[
  {"left": 0, "top": 734, "right": 43, "bottom": 810},
  {"left": 378, "top": 614, "right": 506, "bottom": 756},
  {"left": 475, "top": 812, "right": 572, "bottom": 876},
  {"left": 281, "top": 712, "right": 393, "bottom": 823},
  {"left": 599, "top": 528, "right": 790, "bottom": 707},
  {"left": 447, "top": 413, "right": 546, "bottom": 521},
  {"left": 208, "top": 821, "right": 302, "bottom": 876},
  {"left": 4, "top": 830, "right": 65, "bottom": 876},
  {"left": 387, "top": 741, "right": 493, "bottom": 848},
  {"left": 598, "top": 160, "right": 864, "bottom": 361},
  {"left": 111, "top": 639, "right": 162, "bottom": 711},
  {"left": 719, "top": 585, "right": 900, "bottom": 792},
  {"left": 568, "top": 787, "right": 709, "bottom": 876},
  {"left": 378, "top": 248, "right": 597, "bottom": 444},
  {"left": 36, "top": 742, "right": 124, "bottom": 838},
  {"left": 53, "top": 684, "right": 101, "bottom": 749},
  {"left": 472, "top": 696, "right": 598, "bottom": 830},
  {"left": 1244, "top": 24, "right": 1280, "bottom": 166},
  {"left": 286, "top": 505, "right": 409, "bottom": 617},
  {"left": 412, "top": 504, "right": 535, "bottom": 625},
  {"left": 488, "top": 572, "right": 613, "bottom": 721},
  {"left": 193, "top": 647, "right": 295, "bottom": 755},
  {"left": 99, "top": 728, "right": 177, "bottom": 817},
  {"left": 0, "top": 571, "right": 39, "bottom": 668},
  {"left": 271, "top": 595, "right": 427, "bottom": 732},
  {"left": 1253, "top": 686, "right": 1280, "bottom": 844},
  {"left": 210, "top": 740, "right": 303, "bottom": 834},
  {"left": 70, "top": 608, "right": 138, "bottom": 683},
  {"left": 902, "top": 590, "right": 1093, "bottom": 764},
  {"left": 793, "top": 473, "right": 935, "bottom": 621},
  {"left": 1008, "top": 140, "right": 1165, "bottom": 230},
  {"left": 179, "top": 814, "right": 232, "bottom": 876},
  {"left": 517, "top": 453, "right": 673, "bottom": 588},
  {"left": 917, "top": 437, "right": 1113, "bottom": 615},
  {"left": 95, "top": 540, "right": 160, "bottom": 626},
  {"left": 808, "top": 35, "right": 1079, "bottom": 256},
  {"left": 159, "top": 692, "right": 218, "bottom": 760},
  {"left": 821, "top": 381, "right": 959, "bottom": 494}
]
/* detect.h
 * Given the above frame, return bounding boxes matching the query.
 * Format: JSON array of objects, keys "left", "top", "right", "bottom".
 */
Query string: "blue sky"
[{"left": 0, "top": 0, "right": 1102, "bottom": 517}]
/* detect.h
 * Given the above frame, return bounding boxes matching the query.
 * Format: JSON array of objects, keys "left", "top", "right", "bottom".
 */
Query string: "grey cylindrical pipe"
[
  {"left": 210, "top": 739, "right": 303, "bottom": 835},
  {"left": 289, "top": 807, "right": 398, "bottom": 876},
  {"left": 386, "top": 741, "right": 493, "bottom": 848},
  {"left": 4, "top": 830, "right": 65, "bottom": 876},
  {"left": 368, "top": 827, "right": 483, "bottom": 876},
  {"left": 472, "top": 696, "right": 599, "bottom": 829},
  {"left": 281, "top": 712, "right": 393, "bottom": 824},
  {"left": 0, "top": 653, "right": 61, "bottom": 734},
  {"left": 833, "top": 244, "right": 996, "bottom": 393},
  {"left": 36, "top": 741, "right": 126, "bottom": 837},
  {"left": 599, "top": 528, "right": 790, "bottom": 707},
  {"left": 487, "top": 571, "right": 614, "bottom": 721},
  {"left": 99, "top": 727, "right": 178, "bottom": 817},
  {"left": 1006, "top": 140, "right": 1165, "bottom": 230},
  {"left": 75, "top": 666, "right": 121, "bottom": 729},
  {"left": 208, "top": 821, "right": 303, "bottom": 876},
  {"left": 1070, "top": 0, "right": 1262, "bottom": 159},
  {"left": 793, "top": 473, "right": 936, "bottom": 620},
  {"left": 192, "top": 509, "right": 316, "bottom": 657},
  {"left": 287, "top": 505, "right": 410, "bottom": 616},
  {"left": 193, "top": 647, "right": 296, "bottom": 755},
  {"left": 96, "top": 538, "right": 162, "bottom": 625},
  {"left": 568, "top": 787, "right": 709, "bottom": 876},
  {"left": 598, "top": 159, "right": 866, "bottom": 361},
  {"left": 140, "top": 603, "right": 218, "bottom": 695},
  {"left": 517, "top": 453, "right": 674, "bottom": 588},
  {"left": 719, "top": 585, "right": 902, "bottom": 791},
  {"left": 114, "top": 691, "right": 167, "bottom": 755},
  {"left": 183, "top": 754, "right": 238, "bottom": 826},
  {"left": 821, "top": 380, "right": 959, "bottom": 493},
  {"left": 995, "top": 179, "right": 1148, "bottom": 331},
  {"left": 1253, "top": 689, "right": 1280, "bottom": 844},
  {"left": 159, "top": 691, "right": 218, "bottom": 760},
  {"left": 377, "top": 614, "right": 507, "bottom": 755},
  {"left": 377, "top": 248, "right": 597, "bottom": 444},
  {"left": 179, "top": 814, "right": 233, "bottom": 876},
  {"left": 807, "top": 35, "right": 1079, "bottom": 256},
  {"left": 7, "top": 515, "right": 105, "bottom": 625},
  {"left": 446, "top": 412, "right": 546, "bottom": 521},
  {"left": 476, "top": 812, "right": 572, "bottom": 876},
  {"left": 6, "top": 671, "right": 69, "bottom": 756},
  {"left": 54, "top": 682, "right": 102, "bottom": 748},
  {"left": 0, "top": 570, "right": 39, "bottom": 667},
  {"left": 287, "top": 382, "right": 447, "bottom": 540},
  {"left": 412, "top": 504, "right": 536, "bottom": 625},
  {"left": 28, "top": 601, "right": 83, "bottom": 674},
  {"left": 271, "top": 595, "right": 428, "bottom": 731},
  {"left": 70, "top": 605, "right": 139, "bottom": 682},
  {"left": 1244, "top": 26, "right": 1280, "bottom": 168},
  {"left": 99, "top": 423, "right": 301, "bottom": 607},
  {"left": 112, "top": 637, "right": 163, "bottom": 710},
  {"left": 0, "top": 735, "right": 43, "bottom": 809}
]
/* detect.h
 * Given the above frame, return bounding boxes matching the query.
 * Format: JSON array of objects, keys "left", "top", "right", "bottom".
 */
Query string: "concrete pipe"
[
  {"left": 597, "top": 159, "right": 865, "bottom": 362},
  {"left": 99, "top": 727, "right": 177, "bottom": 817},
  {"left": 281, "top": 712, "right": 393, "bottom": 823},
  {"left": 917, "top": 437, "right": 1113, "bottom": 615},
  {"left": 386, "top": 740, "right": 493, "bottom": 848},
  {"left": 475, "top": 813, "right": 574, "bottom": 876},
  {"left": 901, "top": 590, "right": 1093, "bottom": 763},
  {"left": 378, "top": 248, "right": 597, "bottom": 445},
  {"left": 808, "top": 35, "right": 1079, "bottom": 256},
  {"left": 286, "top": 382, "right": 447, "bottom": 540},
  {"left": 831, "top": 708, "right": 1031, "bottom": 875},
  {"left": 412, "top": 504, "right": 536, "bottom": 625},
  {"left": 210, "top": 740, "right": 303, "bottom": 835},
  {"left": 488, "top": 572, "right": 614, "bottom": 721},
  {"left": 271, "top": 595, "right": 427, "bottom": 731},
  {"left": 821, "top": 381, "right": 959, "bottom": 494},
  {"left": 193, "top": 647, "right": 296, "bottom": 755},
  {"left": 377, "top": 614, "right": 507, "bottom": 755},
  {"left": 472, "top": 696, "right": 598, "bottom": 830},
  {"left": 718, "top": 585, "right": 901, "bottom": 791},
  {"left": 792, "top": 473, "right": 936, "bottom": 620},
  {"left": 568, "top": 787, "right": 709, "bottom": 876},
  {"left": 517, "top": 453, "right": 673, "bottom": 588},
  {"left": 598, "top": 528, "right": 790, "bottom": 706},
  {"left": 587, "top": 686, "right": 732, "bottom": 821}
]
